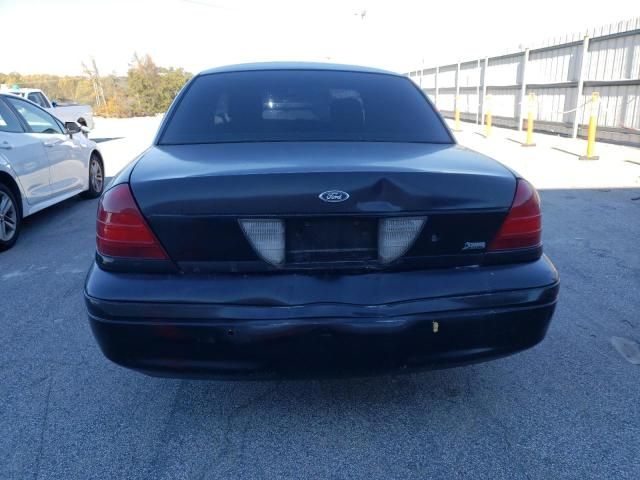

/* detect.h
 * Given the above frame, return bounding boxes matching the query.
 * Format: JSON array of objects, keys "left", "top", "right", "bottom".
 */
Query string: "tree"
[
  {"left": 127, "top": 54, "right": 192, "bottom": 116},
  {"left": 159, "top": 67, "right": 191, "bottom": 109},
  {"left": 2, "top": 54, "right": 191, "bottom": 118}
]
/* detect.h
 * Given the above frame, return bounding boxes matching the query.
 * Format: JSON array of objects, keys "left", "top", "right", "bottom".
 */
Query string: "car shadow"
[{"left": 178, "top": 365, "right": 486, "bottom": 409}]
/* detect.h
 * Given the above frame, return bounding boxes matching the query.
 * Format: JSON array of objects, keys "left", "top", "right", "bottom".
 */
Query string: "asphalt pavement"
[{"left": 1, "top": 121, "right": 639, "bottom": 479}]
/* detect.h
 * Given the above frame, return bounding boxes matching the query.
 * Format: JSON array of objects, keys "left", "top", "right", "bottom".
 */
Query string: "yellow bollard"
[
  {"left": 580, "top": 92, "right": 600, "bottom": 160},
  {"left": 453, "top": 95, "right": 462, "bottom": 131},
  {"left": 522, "top": 93, "right": 536, "bottom": 147},
  {"left": 484, "top": 94, "right": 492, "bottom": 138}
]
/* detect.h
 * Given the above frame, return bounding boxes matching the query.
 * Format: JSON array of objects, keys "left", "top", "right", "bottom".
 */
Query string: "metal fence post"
[
  {"left": 435, "top": 66, "right": 440, "bottom": 109},
  {"left": 580, "top": 92, "right": 600, "bottom": 160},
  {"left": 572, "top": 35, "right": 591, "bottom": 138},
  {"left": 517, "top": 49, "right": 530, "bottom": 132},
  {"left": 480, "top": 57, "right": 489, "bottom": 125},
  {"left": 485, "top": 94, "right": 493, "bottom": 137},
  {"left": 476, "top": 59, "right": 481, "bottom": 125},
  {"left": 454, "top": 62, "right": 461, "bottom": 129},
  {"left": 523, "top": 93, "right": 537, "bottom": 147}
]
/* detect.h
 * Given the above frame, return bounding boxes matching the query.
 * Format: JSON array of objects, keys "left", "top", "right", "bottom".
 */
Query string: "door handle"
[
  {"left": 0, "top": 141, "right": 12, "bottom": 150},
  {"left": 43, "top": 139, "right": 63, "bottom": 147}
]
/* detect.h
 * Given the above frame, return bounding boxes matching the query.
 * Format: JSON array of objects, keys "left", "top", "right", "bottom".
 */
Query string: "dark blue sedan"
[{"left": 84, "top": 63, "right": 559, "bottom": 378}]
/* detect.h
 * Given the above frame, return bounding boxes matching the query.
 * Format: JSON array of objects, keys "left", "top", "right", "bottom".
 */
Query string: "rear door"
[
  {"left": 5, "top": 95, "right": 85, "bottom": 196},
  {"left": 0, "top": 97, "right": 52, "bottom": 205}
]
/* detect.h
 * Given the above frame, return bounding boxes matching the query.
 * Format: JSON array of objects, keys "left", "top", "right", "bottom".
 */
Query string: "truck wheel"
[
  {"left": 0, "top": 183, "right": 21, "bottom": 251},
  {"left": 81, "top": 153, "right": 104, "bottom": 199}
]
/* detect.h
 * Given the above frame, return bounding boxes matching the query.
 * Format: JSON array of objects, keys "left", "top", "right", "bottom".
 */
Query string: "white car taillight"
[
  {"left": 239, "top": 219, "right": 285, "bottom": 266},
  {"left": 378, "top": 217, "right": 426, "bottom": 264}
]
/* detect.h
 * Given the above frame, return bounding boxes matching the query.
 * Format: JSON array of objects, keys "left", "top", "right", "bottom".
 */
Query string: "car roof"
[{"left": 199, "top": 62, "right": 401, "bottom": 77}]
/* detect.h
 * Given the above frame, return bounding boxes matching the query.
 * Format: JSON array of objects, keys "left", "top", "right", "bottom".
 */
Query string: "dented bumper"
[{"left": 84, "top": 256, "right": 559, "bottom": 378}]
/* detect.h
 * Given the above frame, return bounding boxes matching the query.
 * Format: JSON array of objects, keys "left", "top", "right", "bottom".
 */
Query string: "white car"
[
  {"left": 0, "top": 93, "right": 104, "bottom": 250},
  {"left": 0, "top": 86, "right": 94, "bottom": 130}
]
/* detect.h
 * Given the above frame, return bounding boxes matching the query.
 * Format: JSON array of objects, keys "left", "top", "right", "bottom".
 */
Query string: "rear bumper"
[{"left": 85, "top": 256, "right": 559, "bottom": 378}]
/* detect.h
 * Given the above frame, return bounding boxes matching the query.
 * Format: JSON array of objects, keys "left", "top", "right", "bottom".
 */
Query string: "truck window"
[{"left": 27, "top": 92, "right": 50, "bottom": 109}]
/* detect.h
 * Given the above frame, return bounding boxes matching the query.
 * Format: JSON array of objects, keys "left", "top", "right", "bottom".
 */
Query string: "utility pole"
[
  {"left": 82, "top": 58, "right": 106, "bottom": 108},
  {"left": 91, "top": 58, "right": 106, "bottom": 107}
]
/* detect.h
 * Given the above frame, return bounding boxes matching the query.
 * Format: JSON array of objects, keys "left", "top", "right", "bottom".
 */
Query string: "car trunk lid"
[{"left": 129, "top": 142, "right": 516, "bottom": 271}]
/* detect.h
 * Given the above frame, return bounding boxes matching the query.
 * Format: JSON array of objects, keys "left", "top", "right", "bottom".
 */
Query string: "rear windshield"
[{"left": 159, "top": 70, "right": 452, "bottom": 145}]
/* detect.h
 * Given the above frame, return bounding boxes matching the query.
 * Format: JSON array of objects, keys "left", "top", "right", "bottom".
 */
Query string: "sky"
[{"left": 0, "top": 0, "right": 636, "bottom": 76}]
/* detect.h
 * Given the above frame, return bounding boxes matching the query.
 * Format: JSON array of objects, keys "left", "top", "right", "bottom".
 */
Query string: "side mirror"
[
  {"left": 65, "top": 122, "right": 82, "bottom": 135},
  {"left": 51, "top": 101, "right": 58, "bottom": 107}
]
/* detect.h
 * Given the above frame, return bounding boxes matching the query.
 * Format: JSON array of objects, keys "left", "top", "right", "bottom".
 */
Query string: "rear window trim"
[{"left": 155, "top": 69, "right": 455, "bottom": 146}]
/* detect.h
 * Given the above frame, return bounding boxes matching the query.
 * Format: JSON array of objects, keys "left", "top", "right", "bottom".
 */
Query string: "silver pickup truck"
[{"left": 0, "top": 86, "right": 94, "bottom": 130}]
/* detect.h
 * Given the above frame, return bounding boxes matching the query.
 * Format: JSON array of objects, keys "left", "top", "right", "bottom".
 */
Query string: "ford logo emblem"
[{"left": 319, "top": 190, "right": 350, "bottom": 203}]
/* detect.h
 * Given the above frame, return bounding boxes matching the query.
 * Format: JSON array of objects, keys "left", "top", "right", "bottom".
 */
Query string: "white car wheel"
[{"left": 0, "top": 184, "right": 20, "bottom": 250}]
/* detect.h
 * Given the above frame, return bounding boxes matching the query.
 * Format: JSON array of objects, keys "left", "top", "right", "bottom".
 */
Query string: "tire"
[
  {"left": 81, "top": 153, "right": 104, "bottom": 199},
  {"left": 0, "top": 182, "right": 21, "bottom": 251}
]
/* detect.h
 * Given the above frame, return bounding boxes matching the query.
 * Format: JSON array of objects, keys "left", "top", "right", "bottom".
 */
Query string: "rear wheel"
[
  {"left": 82, "top": 153, "right": 104, "bottom": 199},
  {"left": 0, "top": 183, "right": 21, "bottom": 251}
]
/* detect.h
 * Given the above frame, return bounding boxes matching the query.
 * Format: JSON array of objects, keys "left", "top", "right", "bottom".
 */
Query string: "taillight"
[
  {"left": 488, "top": 179, "right": 541, "bottom": 251},
  {"left": 96, "top": 184, "right": 168, "bottom": 259}
]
